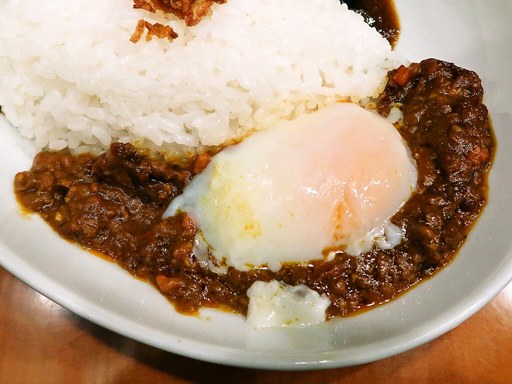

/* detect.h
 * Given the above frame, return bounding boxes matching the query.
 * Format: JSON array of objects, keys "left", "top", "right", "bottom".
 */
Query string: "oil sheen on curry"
[{"left": 14, "top": 57, "right": 494, "bottom": 321}]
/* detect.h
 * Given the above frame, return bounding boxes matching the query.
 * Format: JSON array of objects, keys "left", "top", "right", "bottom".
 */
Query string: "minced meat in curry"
[{"left": 14, "top": 59, "right": 494, "bottom": 318}]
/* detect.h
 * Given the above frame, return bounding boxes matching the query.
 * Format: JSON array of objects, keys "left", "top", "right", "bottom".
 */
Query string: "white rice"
[{"left": 0, "top": 0, "right": 403, "bottom": 154}]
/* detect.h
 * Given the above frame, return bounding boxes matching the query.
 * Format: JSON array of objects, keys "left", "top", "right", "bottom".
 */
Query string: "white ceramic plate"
[{"left": 1, "top": 0, "right": 512, "bottom": 370}]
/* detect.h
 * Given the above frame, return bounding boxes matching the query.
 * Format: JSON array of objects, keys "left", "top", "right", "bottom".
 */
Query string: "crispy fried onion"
[
  {"left": 134, "top": 0, "right": 227, "bottom": 26},
  {"left": 130, "top": 19, "right": 179, "bottom": 43},
  {"left": 131, "top": 0, "right": 226, "bottom": 43}
]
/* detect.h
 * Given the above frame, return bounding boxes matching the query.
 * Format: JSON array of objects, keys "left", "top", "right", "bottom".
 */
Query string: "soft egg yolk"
[{"left": 165, "top": 102, "right": 417, "bottom": 272}]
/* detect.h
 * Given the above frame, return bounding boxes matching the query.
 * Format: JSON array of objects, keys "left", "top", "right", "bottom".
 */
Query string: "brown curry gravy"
[
  {"left": 14, "top": 59, "right": 494, "bottom": 317},
  {"left": 343, "top": 0, "right": 400, "bottom": 46}
]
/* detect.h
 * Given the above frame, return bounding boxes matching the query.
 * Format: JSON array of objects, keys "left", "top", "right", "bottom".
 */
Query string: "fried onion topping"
[{"left": 133, "top": 0, "right": 227, "bottom": 26}]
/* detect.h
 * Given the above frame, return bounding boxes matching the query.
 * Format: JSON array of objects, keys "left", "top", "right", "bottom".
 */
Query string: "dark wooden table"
[{"left": 1, "top": 266, "right": 512, "bottom": 384}]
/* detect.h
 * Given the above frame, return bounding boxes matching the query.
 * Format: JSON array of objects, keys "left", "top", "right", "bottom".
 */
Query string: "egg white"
[{"left": 165, "top": 102, "right": 417, "bottom": 272}]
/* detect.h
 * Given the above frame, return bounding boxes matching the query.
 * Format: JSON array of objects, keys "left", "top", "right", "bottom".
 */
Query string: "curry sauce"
[{"left": 14, "top": 59, "right": 494, "bottom": 317}]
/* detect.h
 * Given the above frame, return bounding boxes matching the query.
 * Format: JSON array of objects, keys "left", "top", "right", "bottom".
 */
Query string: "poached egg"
[{"left": 165, "top": 102, "right": 417, "bottom": 272}]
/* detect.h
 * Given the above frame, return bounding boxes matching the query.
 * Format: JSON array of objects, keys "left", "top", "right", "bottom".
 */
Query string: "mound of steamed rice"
[{"left": 0, "top": 0, "right": 403, "bottom": 153}]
